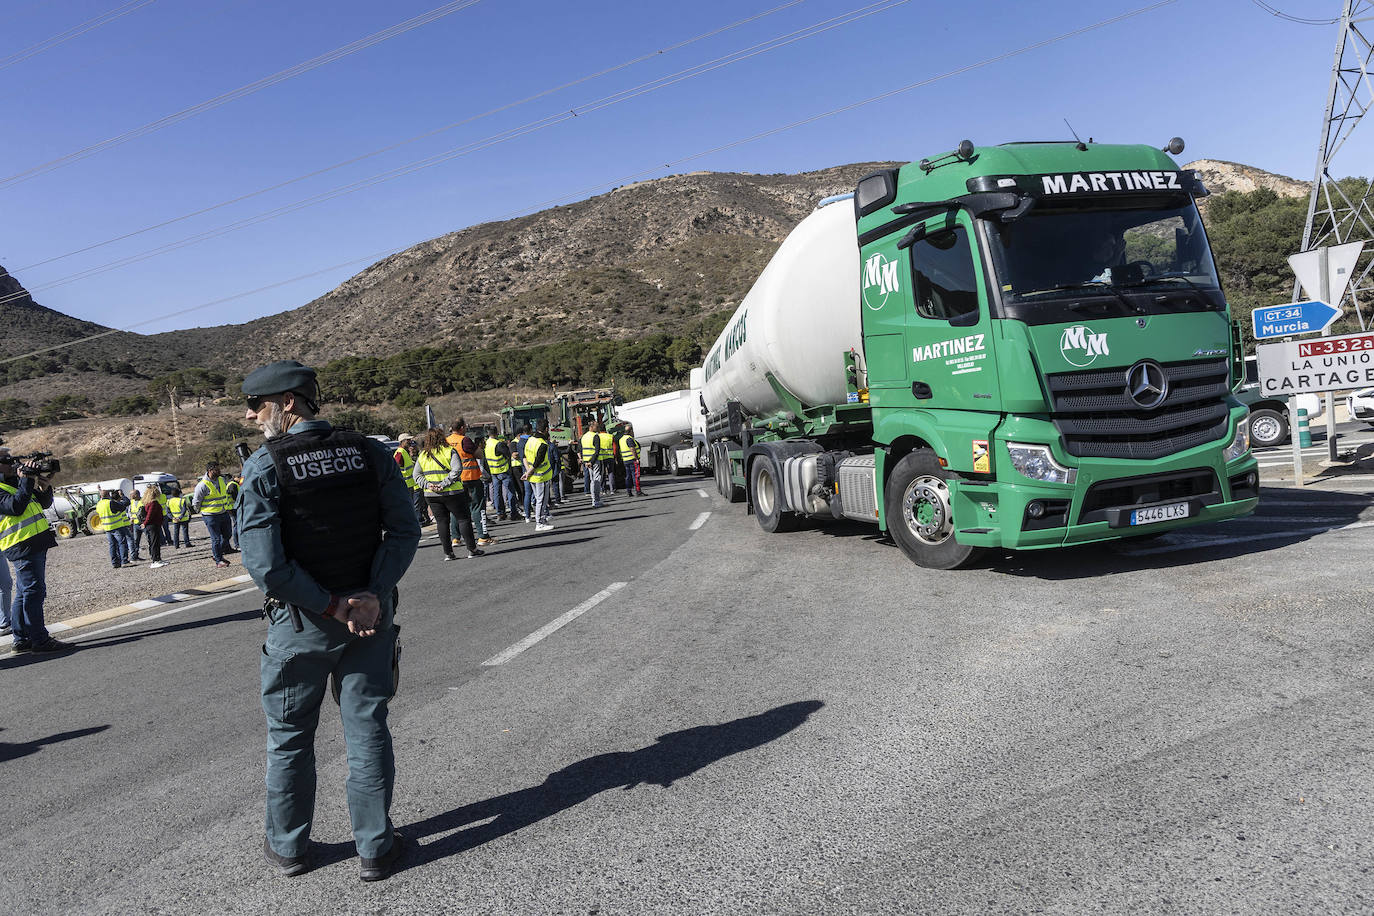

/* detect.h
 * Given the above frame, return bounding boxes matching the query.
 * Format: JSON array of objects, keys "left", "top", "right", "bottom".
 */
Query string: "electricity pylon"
[{"left": 1296, "top": 0, "right": 1374, "bottom": 329}]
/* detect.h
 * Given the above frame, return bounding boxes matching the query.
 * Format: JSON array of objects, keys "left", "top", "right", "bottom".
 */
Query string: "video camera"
[{"left": 8, "top": 451, "right": 61, "bottom": 476}]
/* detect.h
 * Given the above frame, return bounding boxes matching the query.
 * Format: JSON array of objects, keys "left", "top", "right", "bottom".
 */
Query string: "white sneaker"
[
  {"left": 535, "top": 523, "right": 554, "bottom": 532},
  {"left": 150, "top": 561, "right": 167, "bottom": 568}
]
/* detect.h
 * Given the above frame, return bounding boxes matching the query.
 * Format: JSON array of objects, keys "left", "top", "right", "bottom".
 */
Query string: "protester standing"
[
  {"left": 618, "top": 423, "right": 644, "bottom": 496},
  {"left": 523, "top": 425, "right": 555, "bottom": 531},
  {"left": 580, "top": 422, "right": 605, "bottom": 507},
  {"left": 96, "top": 488, "right": 134, "bottom": 567},
  {"left": 166, "top": 486, "right": 194, "bottom": 548},
  {"left": 194, "top": 462, "right": 236, "bottom": 569},
  {"left": 393, "top": 435, "right": 431, "bottom": 527},
  {"left": 415, "top": 428, "right": 483, "bottom": 560},
  {"left": 140, "top": 488, "right": 167, "bottom": 568},
  {"left": 484, "top": 432, "right": 517, "bottom": 521}
]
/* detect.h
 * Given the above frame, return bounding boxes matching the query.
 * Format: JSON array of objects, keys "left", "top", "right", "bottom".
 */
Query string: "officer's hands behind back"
[{"left": 342, "top": 591, "right": 382, "bottom": 637}]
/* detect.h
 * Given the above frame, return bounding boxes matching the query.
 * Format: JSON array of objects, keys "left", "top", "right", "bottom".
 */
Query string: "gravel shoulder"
[{"left": 36, "top": 519, "right": 248, "bottom": 624}]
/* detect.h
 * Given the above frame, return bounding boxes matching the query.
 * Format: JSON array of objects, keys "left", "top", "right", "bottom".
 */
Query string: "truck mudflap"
[{"left": 947, "top": 457, "right": 1260, "bottom": 551}]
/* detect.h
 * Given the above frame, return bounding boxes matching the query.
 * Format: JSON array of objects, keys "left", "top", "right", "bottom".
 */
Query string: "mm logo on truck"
[
  {"left": 862, "top": 252, "right": 899, "bottom": 310},
  {"left": 1060, "top": 325, "right": 1110, "bottom": 367}
]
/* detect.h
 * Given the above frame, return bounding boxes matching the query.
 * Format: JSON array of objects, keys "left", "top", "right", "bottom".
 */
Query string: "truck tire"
[
  {"left": 885, "top": 450, "right": 982, "bottom": 570},
  {"left": 54, "top": 519, "right": 76, "bottom": 539},
  {"left": 86, "top": 508, "right": 104, "bottom": 533},
  {"left": 1248, "top": 408, "right": 1288, "bottom": 448},
  {"left": 749, "top": 458, "right": 799, "bottom": 533}
]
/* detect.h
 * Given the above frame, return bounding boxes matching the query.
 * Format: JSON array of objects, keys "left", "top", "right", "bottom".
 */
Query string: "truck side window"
[{"left": 910, "top": 226, "right": 979, "bottom": 325}]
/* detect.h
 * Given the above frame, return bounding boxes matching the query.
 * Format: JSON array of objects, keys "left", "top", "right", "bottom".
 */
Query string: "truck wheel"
[
  {"left": 1248, "top": 409, "right": 1288, "bottom": 448},
  {"left": 54, "top": 520, "right": 76, "bottom": 539},
  {"left": 885, "top": 450, "right": 982, "bottom": 570},
  {"left": 86, "top": 508, "right": 104, "bottom": 533},
  {"left": 749, "top": 458, "right": 799, "bottom": 533}
]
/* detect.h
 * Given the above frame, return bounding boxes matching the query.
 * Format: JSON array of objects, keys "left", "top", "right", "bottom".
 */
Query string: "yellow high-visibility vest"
[
  {"left": 524, "top": 436, "right": 553, "bottom": 483},
  {"left": 581, "top": 430, "right": 599, "bottom": 463},
  {"left": 166, "top": 496, "right": 191, "bottom": 522},
  {"left": 394, "top": 448, "right": 418, "bottom": 491},
  {"left": 597, "top": 432, "right": 614, "bottom": 461},
  {"left": 0, "top": 482, "right": 51, "bottom": 552},
  {"left": 96, "top": 497, "right": 131, "bottom": 531},
  {"left": 199, "top": 477, "right": 234, "bottom": 514},
  {"left": 618, "top": 435, "right": 640, "bottom": 463},
  {"left": 416, "top": 448, "right": 463, "bottom": 492},
  {"left": 484, "top": 438, "right": 510, "bottom": 474}
]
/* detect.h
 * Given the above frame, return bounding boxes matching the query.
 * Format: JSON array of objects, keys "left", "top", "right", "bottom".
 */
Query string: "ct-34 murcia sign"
[{"left": 1256, "top": 329, "right": 1374, "bottom": 395}]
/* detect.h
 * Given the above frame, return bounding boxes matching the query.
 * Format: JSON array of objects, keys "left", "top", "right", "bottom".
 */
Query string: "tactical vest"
[
  {"left": 484, "top": 438, "right": 510, "bottom": 474},
  {"left": 166, "top": 496, "right": 191, "bottom": 523},
  {"left": 394, "top": 448, "right": 418, "bottom": 491},
  {"left": 0, "top": 482, "right": 51, "bottom": 552},
  {"left": 416, "top": 447, "right": 463, "bottom": 492},
  {"left": 618, "top": 435, "right": 640, "bottom": 463},
  {"left": 581, "top": 431, "right": 599, "bottom": 463},
  {"left": 265, "top": 428, "right": 382, "bottom": 594},
  {"left": 455, "top": 438, "right": 481, "bottom": 482},
  {"left": 597, "top": 432, "right": 614, "bottom": 461},
  {"left": 96, "top": 497, "right": 131, "bottom": 530},
  {"left": 200, "top": 477, "right": 234, "bottom": 514},
  {"left": 524, "top": 437, "right": 553, "bottom": 482}
]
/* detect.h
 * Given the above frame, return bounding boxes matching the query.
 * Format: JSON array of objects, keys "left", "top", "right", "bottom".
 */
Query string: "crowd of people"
[
  {"left": 93, "top": 462, "right": 242, "bottom": 571},
  {"left": 393, "top": 416, "right": 644, "bottom": 560}
]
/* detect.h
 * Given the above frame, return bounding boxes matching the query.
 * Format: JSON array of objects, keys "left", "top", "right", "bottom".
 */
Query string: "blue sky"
[{"left": 0, "top": 0, "right": 1358, "bottom": 336}]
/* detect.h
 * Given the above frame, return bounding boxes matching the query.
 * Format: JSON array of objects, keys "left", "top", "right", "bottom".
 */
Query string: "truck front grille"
[{"left": 1045, "top": 358, "right": 1231, "bottom": 460}]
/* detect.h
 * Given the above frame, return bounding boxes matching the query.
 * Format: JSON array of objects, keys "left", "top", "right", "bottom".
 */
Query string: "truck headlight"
[
  {"left": 1223, "top": 416, "right": 1250, "bottom": 462},
  {"left": 1006, "top": 442, "right": 1076, "bottom": 484}
]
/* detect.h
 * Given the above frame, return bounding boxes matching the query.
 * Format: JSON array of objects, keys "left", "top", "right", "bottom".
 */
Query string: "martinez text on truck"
[{"left": 700, "top": 138, "right": 1259, "bottom": 569}]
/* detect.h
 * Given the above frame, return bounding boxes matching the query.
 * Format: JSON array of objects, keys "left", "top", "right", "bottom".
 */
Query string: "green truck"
[{"left": 701, "top": 139, "right": 1259, "bottom": 568}]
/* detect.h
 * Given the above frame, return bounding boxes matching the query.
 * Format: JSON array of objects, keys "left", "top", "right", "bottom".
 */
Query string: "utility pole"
[
  {"left": 169, "top": 385, "right": 182, "bottom": 456},
  {"left": 1296, "top": 0, "right": 1374, "bottom": 331}
]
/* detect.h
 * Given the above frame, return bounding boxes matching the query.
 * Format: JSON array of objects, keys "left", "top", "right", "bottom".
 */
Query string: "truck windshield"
[{"left": 985, "top": 198, "right": 1225, "bottom": 324}]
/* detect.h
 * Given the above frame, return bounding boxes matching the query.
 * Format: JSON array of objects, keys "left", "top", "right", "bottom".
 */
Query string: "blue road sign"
[{"left": 1251, "top": 300, "right": 1340, "bottom": 339}]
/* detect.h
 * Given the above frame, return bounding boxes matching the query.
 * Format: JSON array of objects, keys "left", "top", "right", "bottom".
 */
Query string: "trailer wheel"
[
  {"left": 725, "top": 450, "right": 745, "bottom": 503},
  {"left": 885, "top": 450, "right": 981, "bottom": 570},
  {"left": 749, "top": 458, "right": 799, "bottom": 533}
]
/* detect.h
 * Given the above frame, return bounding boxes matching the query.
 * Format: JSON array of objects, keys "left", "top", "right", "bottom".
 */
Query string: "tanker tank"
[
  {"left": 700, "top": 197, "right": 861, "bottom": 417},
  {"left": 615, "top": 389, "right": 694, "bottom": 448}
]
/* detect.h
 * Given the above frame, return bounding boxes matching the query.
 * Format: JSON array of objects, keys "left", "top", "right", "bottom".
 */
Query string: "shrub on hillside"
[
  {"left": 107, "top": 395, "right": 159, "bottom": 416},
  {"left": 209, "top": 420, "right": 256, "bottom": 441}
]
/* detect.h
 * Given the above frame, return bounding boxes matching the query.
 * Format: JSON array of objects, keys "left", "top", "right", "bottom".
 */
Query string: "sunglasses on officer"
[{"left": 246, "top": 394, "right": 282, "bottom": 411}]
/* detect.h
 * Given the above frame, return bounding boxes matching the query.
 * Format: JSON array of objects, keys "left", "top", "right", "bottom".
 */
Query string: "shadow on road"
[
  {"left": 65, "top": 607, "right": 263, "bottom": 652},
  {"left": 0, "top": 724, "right": 110, "bottom": 762},
  {"left": 306, "top": 700, "right": 825, "bottom": 871}
]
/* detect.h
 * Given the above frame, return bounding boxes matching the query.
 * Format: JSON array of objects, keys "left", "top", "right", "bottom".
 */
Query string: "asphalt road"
[{"left": 3, "top": 471, "right": 1373, "bottom": 915}]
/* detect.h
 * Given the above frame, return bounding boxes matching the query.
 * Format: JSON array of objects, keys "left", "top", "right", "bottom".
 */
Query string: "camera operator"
[{"left": 0, "top": 447, "right": 74, "bottom": 654}]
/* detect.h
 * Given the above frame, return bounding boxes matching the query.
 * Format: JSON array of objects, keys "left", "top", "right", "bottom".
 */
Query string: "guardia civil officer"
[{"left": 238, "top": 360, "right": 420, "bottom": 882}]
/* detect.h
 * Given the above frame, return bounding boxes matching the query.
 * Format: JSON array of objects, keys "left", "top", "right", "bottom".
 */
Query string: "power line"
[
  {"left": 0, "top": 0, "right": 252, "bottom": 104},
  {"left": 1, "top": 0, "right": 1178, "bottom": 363},
  {"left": 0, "top": 0, "right": 158, "bottom": 72},
  {"left": 2, "top": 0, "right": 906, "bottom": 303},
  {"left": 0, "top": 0, "right": 484, "bottom": 189},
  {"left": 16, "top": 0, "right": 808, "bottom": 272},
  {"left": 1249, "top": 0, "right": 1340, "bottom": 24}
]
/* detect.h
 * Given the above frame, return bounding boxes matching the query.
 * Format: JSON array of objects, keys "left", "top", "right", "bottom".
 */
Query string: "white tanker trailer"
[
  {"left": 615, "top": 368, "right": 708, "bottom": 475},
  {"left": 700, "top": 198, "right": 862, "bottom": 418}
]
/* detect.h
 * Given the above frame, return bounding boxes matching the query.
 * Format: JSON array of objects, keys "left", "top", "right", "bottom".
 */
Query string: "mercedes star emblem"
[{"left": 1126, "top": 361, "right": 1168, "bottom": 409}]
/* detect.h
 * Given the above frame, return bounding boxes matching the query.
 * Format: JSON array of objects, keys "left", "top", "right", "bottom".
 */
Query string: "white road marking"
[
  {"left": 689, "top": 511, "right": 710, "bottom": 530},
  {"left": 696, "top": 489, "right": 709, "bottom": 498},
  {"left": 71, "top": 587, "right": 255, "bottom": 641},
  {"left": 481, "top": 582, "right": 627, "bottom": 666}
]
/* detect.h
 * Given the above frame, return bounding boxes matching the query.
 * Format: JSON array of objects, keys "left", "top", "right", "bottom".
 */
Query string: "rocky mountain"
[
  {"left": 0, "top": 156, "right": 1312, "bottom": 411},
  {"left": 1185, "top": 158, "right": 1308, "bottom": 199}
]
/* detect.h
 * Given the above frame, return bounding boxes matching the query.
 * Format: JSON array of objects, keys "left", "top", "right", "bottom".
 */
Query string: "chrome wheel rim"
[{"left": 902, "top": 475, "right": 952, "bottom": 545}]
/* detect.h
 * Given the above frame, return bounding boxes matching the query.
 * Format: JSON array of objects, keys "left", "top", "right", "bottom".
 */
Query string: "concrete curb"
[{"left": 3, "top": 573, "right": 255, "bottom": 649}]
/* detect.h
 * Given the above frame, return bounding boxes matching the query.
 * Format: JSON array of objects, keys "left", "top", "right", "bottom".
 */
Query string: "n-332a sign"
[{"left": 1256, "top": 330, "right": 1374, "bottom": 395}]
